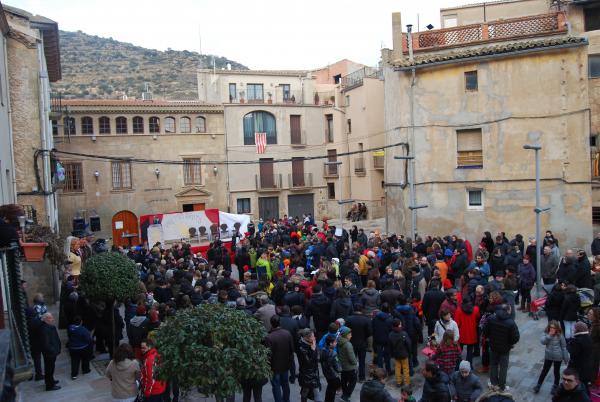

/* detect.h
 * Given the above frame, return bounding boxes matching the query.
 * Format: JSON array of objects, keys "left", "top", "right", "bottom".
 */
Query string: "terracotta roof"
[
  {"left": 395, "top": 36, "right": 587, "bottom": 69},
  {"left": 61, "top": 99, "right": 222, "bottom": 107}
]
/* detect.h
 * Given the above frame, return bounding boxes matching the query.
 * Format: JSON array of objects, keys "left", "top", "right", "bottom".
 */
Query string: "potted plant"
[
  {"left": 21, "top": 225, "right": 65, "bottom": 263},
  {"left": 330, "top": 95, "right": 336, "bottom": 105},
  {"left": 290, "top": 94, "right": 296, "bottom": 104},
  {"left": 267, "top": 92, "right": 272, "bottom": 104},
  {"left": 239, "top": 90, "right": 245, "bottom": 104}
]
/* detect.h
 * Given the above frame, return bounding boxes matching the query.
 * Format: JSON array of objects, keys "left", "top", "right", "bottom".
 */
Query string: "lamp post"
[
  {"left": 523, "top": 143, "right": 550, "bottom": 296},
  {"left": 394, "top": 155, "right": 427, "bottom": 239},
  {"left": 325, "top": 161, "right": 354, "bottom": 239}
]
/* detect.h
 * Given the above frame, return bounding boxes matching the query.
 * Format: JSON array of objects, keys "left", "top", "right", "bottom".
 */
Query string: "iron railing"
[
  {"left": 323, "top": 163, "right": 339, "bottom": 178},
  {"left": 255, "top": 173, "right": 283, "bottom": 191},
  {"left": 288, "top": 173, "right": 313, "bottom": 189},
  {"left": 373, "top": 155, "right": 385, "bottom": 170},
  {"left": 341, "top": 67, "right": 383, "bottom": 90},
  {"left": 232, "top": 88, "right": 306, "bottom": 105},
  {"left": 354, "top": 157, "right": 366, "bottom": 175}
]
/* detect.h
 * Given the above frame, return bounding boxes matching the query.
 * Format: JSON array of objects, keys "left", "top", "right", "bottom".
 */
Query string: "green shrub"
[{"left": 79, "top": 252, "right": 139, "bottom": 301}]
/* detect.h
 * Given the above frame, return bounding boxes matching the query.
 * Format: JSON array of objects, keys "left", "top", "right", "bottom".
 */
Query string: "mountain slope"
[{"left": 52, "top": 30, "right": 248, "bottom": 100}]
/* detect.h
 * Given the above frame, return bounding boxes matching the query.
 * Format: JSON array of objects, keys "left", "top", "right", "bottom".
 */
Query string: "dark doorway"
[{"left": 258, "top": 196, "right": 279, "bottom": 220}]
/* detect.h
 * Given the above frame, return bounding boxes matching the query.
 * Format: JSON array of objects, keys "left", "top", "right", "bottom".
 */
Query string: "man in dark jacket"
[
  {"left": 372, "top": 303, "right": 393, "bottom": 373},
  {"left": 451, "top": 361, "right": 482, "bottom": 402},
  {"left": 283, "top": 282, "right": 305, "bottom": 308},
  {"left": 394, "top": 295, "right": 421, "bottom": 368},
  {"left": 297, "top": 328, "right": 321, "bottom": 402},
  {"left": 40, "top": 313, "right": 61, "bottom": 391},
  {"left": 345, "top": 305, "right": 372, "bottom": 382},
  {"left": 567, "top": 322, "right": 594, "bottom": 388},
  {"left": 26, "top": 306, "right": 44, "bottom": 380},
  {"left": 359, "top": 367, "right": 395, "bottom": 402},
  {"left": 279, "top": 305, "right": 301, "bottom": 383},
  {"left": 266, "top": 315, "right": 295, "bottom": 402},
  {"left": 556, "top": 250, "right": 578, "bottom": 285},
  {"left": 422, "top": 279, "right": 446, "bottom": 336},
  {"left": 420, "top": 360, "right": 453, "bottom": 402},
  {"left": 482, "top": 304, "right": 520, "bottom": 391},
  {"left": 552, "top": 367, "right": 592, "bottom": 402},
  {"left": 305, "top": 285, "right": 332, "bottom": 341},
  {"left": 389, "top": 320, "right": 411, "bottom": 387},
  {"left": 128, "top": 305, "right": 149, "bottom": 359},
  {"left": 592, "top": 232, "right": 600, "bottom": 257}
]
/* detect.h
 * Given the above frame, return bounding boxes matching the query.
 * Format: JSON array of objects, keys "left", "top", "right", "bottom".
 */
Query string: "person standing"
[
  {"left": 552, "top": 368, "right": 591, "bottom": 402},
  {"left": 337, "top": 327, "right": 357, "bottom": 402},
  {"left": 359, "top": 368, "right": 396, "bottom": 402},
  {"left": 372, "top": 303, "right": 393, "bottom": 373},
  {"left": 420, "top": 360, "right": 453, "bottom": 402},
  {"left": 389, "top": 319, "right": 411, "bottom": 387},
  {"left": 434, "top": 330, "right": 463, "bottom": 376},
  {"left": 567, "top": 321, "right": 594, "bottom": 393},
  {"left": 482, "top": 304, "right": 520, "bottom": 391},
  {"left": 140, "top": 339, "right": 167, "bottom": 402},
  {"left": 517, "top": 255, "right": 536, "bottom": 312},
  {"left": 533, "top": 320, "right": 569, "bottom": 395},
  {"left": 422, "top": 279, "right": 446, "bottom": 337},
  {"left": 266, "top": 315, "right": 295, "bottom": 402},
  {"left": 40, "top": 313, "right": 61, "bottom": 391},
  {"left": 297, "top": 328, "right": 322, "bottom": 402},
  {"left": 451, "top": 361, "right": 482, "bottom": 402},
  {"left": 560, "top": 285, "right": 580, "bottom": 339},
  {"left": 105, "top": 343, "right": 140, "bottom": 402},
  {"left": 66, "top": 316, "right": 92, "bottom": 380},
  {"left": 454, "top": 297, "right": 480, "bottom": 366},
  {"left": 541, "top": 246, "right": 560, "bottom": 294},
  {"left": 345, "top": 305, "right": 371, "bottom": 382},
  {"left": 320, "top": 335, "right": 340, "bottom": 402}
]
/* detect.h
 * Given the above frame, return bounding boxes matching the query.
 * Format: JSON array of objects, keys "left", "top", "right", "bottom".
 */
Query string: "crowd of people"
[{"left": 17, "top": 211, "right": 600, "bottom": 402}]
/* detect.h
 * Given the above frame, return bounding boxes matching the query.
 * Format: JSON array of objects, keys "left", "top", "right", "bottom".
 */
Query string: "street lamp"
[
  {"left": 394, "top": 155, "right": 428, "bottom": 239},
  {"left": 324, "top": 161, "right": 354, "bottom": 239},
  {"left": 523, "top": 143, "right": 550, "bottom": 296}
]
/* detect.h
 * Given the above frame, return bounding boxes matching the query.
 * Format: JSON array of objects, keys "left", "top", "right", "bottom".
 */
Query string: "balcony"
[
  {"left": 341, "top": 67, "right": 382, "bottom": 91},
  {"left": 402, "top": 12, "right": 567, "bottom": 53},
  {"left": 373, "top": 155, "right": 385, "bottom": 170},
  {"left": 290, "top": 130, "right": 307, "bottom": 147},
  {"left": 230, "top": 88, "right": 306, "bottom": 105},
  {"left": 323, "top": 163, "right": 339, "bottom": 178},
  {"left": 255, "top": 174, "right": 282, "bottom": 191},
  {"left": 50, "top": 92, "right": 64, "bottom": 117},
  {"left": 354, "top": 157, "right": 366, "bottom": 176},
  {"left": 288, "top": 173, "right": 313, "bottom": 189},
  {"left": 313, "top": 91, "right": 336, "bottom": 106}
]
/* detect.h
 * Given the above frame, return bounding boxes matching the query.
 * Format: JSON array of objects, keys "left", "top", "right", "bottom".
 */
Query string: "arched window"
[
  {"left": 243, "top": 111, "right": 276, "bottom": 145},
  {"left": 99, "top": 116, "right": 111, "bottom": 134},
  {"left": 81, "top": 116, "right": 93, "bottom": 135},
  {"left": 180, "top": 116, "right": 191, "bottom": 133},
  {"left": 64, "top": 117, "right": 76, "bottom": 136},
  {"left": 164, "top": 117, "right": 175, "bottom": 133},
  {"left": 195, "top": 116, "right": 206, "bottom": 133},
  {"left": 149, "top": 117, "right": 160, "bottom": 134},
  {"left": 133, "top": 116, "right": 144, "bottom": 134},
  {"left": 116, "top": 116, "right": 128, "bottom": 134}
]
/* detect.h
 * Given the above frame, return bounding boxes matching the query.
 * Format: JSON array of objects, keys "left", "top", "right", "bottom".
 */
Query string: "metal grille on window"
[
  {"left": 99, "top": 117, "right": 111, "bottom": 134},
  {"left": 133, "top": 117, "right": 144, "bottom": 134}
]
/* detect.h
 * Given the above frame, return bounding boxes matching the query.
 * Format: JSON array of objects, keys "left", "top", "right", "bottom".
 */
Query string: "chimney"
[{"left": 391, "top": 12, "right": 403, "bottom": 61}]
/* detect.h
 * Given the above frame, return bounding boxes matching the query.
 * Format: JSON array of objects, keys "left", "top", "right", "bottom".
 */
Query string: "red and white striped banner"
[{"left": 255, "top": 132, "right": 267, "bottom": 154}]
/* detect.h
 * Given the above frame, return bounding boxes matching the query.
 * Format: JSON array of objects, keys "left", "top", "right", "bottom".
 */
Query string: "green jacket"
[
  {"left": 256, "top": 258, "right": 272, "bottom": 280},
  {"left": 249, "top": 248, "right": 257, "bottom": 268},
  {"left": 337, "top": 337, "right": 357, "bottom": 371}
]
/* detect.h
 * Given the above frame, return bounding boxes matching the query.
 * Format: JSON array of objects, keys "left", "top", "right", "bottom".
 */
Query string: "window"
[
  {"left": 180, "top": 117, "right": 191, "bottom": 133},
  {"left": 465, "top": 71, "right": 478, "bottom": 91},
  {"left": 64, "top": 117, "right": 75, "bottom": 136},
  {"left": 290, "top": 115, "right": 302, "bottom": 145},
  {"left": 345, "top": 95, "right": 350, "bottom": 106},
  {"left": 333, "top": 74, "right": 341, "bottom": 84},
  {"left": 164, "top": 117, "right": 175, "bottom": 133},
  {"left": 584, "top": 7, "right": 600, "bottom": 32},
  {"left": 281, "top": 84, "right": 290, "bottom": 101},
  {"left": 99, "top": 116, "right": 111, "bottom": 134},
  {"left": 116, "top": 116, "right": 128, "bottom": 134},
  {"left": 467, "top": 189, "right": 483, "bottom": 210},
  {"left": 594, "top": 206, "right": 600, "bottom": 225},
  {"left": 457, "top": 128, "right": 483, "bottom": 168},
  {"left": 51, "top": 120, "right": 58, "bottom": 136},
  {"left": 326, "top": 149, "right": 338, "bottom": 176},
  {"left": 347, "top": 119, "right": 352, "bottom": 134},
  {"left": 326, "top": 114, "right": 333, "bottom": 142},
  {"left": 590, "top": 55, "right": 600, "bottom": 78},
  {"left": 183, "top": 158, "right": 202, "bottom": 185},
  {"left": 237, "top": 198, "right": 251, "bottom": 214},
  {"left": 81, "top": 116, "right": 93, "bottom": 135},
  {"left": 243, "top": 111, "right": 276, "bottom": 145},
  {"left": 247, "top": 84, "right": 264, "bottom": 101},
  {"left": 111, "top": 161, "right": 132, "bottom": 190},
  {"left": 63, "top": 162, "right": 83, "bottom": 192},
  {"left": 443, "top": 14, "right": 458, "bottom": 28},
  {"left": 149, "top": 117, "right": 160, "bottom": 133},
  {"left": 327, "top": 183, "right": 336, "bottom": 199},
  {"left": 229, "top": 83, "right": 237, "bottom": 102},
  {"left": 133, "top": 116, "right": 144, "bottom": 134},
  {"left": 193, "top": 116, "right": 205, "bottom": 133}
]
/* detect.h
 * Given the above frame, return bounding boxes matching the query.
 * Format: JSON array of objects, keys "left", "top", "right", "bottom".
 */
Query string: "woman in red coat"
[{"left": 455, "top": 297, "right": 480, "bottom": 366}]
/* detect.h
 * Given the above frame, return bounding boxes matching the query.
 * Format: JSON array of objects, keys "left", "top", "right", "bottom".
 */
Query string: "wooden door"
[
  {"left": 112, "top": 210, "right": 139, "bottom": 248},
  {"left": 292, "top": 157, "right": 305, "bottom": 187},
  {"left": 327, "top": 149, "right": 338, "bottom": 175},
  {"left": 259, "top": 158, "right": 274, "bottom": 188},
  {"left": 258, "top": 196, "right": 279, "bottom": 220},
  {"left": 290, "top": 115, "right": 301, "bottom": 144}
]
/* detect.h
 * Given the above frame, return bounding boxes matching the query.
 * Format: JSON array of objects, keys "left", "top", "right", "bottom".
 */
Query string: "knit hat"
[
  {"left": 339, "top": 327, "right": 351, "bottom": 337},
  {"left": 575, "top": 321, "right": 589, "bottom": 334},
  {"left": 459, "top": 360, "right": 471, "bottom": 372}
]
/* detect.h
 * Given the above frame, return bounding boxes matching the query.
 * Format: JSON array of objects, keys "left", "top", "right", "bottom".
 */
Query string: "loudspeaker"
[
  {"left": 72, "top": 217, "right": 85, "bottom": 233},
  {"left": 90, "top": 216, "right": 101, "bottom": 232}
]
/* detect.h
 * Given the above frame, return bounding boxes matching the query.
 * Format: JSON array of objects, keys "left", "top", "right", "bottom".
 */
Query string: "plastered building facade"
[{"left": 383, "top": 2, "right": 595, "bottom": 249}]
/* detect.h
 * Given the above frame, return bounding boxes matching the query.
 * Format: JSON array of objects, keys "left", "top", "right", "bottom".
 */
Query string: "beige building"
[
  {"left": 383, "top": 2, "right": 596, "bottom": 249},
  {"left": 54, "top": 99, "right": 227, "bottom": 246},
  {"left": 2, "top": 4, "right": 61, "bottom": 230},
  {"left": 197, "top": 59, "right": 385, "bottom": 222}
]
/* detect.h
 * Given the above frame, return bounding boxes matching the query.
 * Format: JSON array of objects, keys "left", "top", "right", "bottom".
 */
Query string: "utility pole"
[{"left": 325, "top": 161, "right": 353, "bottom": 240}]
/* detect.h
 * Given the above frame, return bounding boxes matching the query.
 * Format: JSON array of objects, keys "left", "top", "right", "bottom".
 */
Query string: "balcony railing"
[
  {"left": 323, "top": 163, "right": 339, "bottom": 178},
  {"left": 231, "top": 88, "right": 306, "bottom": 105},
  {"left": 290, "top": 129, "right": 306, "bottom": 147},
  {"left": 288, "top": 173, "right": 313, "bottom": 189},
  {"left": 402, "top": 12, "right": 567, "bottom": 53},
  {"left": 354, "top": 157, "right": 366, "bottom": 175},
  {"left": 373, "top": 155, "right": 384, "bottom": 170},
  {"left": 341, "top": 67, "right": 383, "bottom": 90},
  {"left": 50, "top": 92, "right": 63, "bottom": 115},
  {"left": 255, "top": 173, "right": 282, "bottom": 191}
]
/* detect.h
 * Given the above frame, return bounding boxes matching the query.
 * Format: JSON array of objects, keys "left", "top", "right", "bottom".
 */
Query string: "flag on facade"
[{"left": 255, "top": 132, "right": 267, "bottom": 154}]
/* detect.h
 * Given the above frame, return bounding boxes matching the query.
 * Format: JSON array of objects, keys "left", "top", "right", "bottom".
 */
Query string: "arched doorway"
[{"left": 111, "top": 210, "right": 139, "bottom": 248}]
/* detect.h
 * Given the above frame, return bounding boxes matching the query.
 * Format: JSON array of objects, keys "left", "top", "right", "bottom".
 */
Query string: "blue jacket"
[
  {"left": 67, "top": 324, "right": 92, "bottom": 350},
  {"left": 372, "top": 312, "right": 393, "bottom": 345}
]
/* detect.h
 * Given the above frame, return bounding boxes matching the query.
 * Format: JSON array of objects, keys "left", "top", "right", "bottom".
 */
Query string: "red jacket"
[
  {"left": 141, "top": 348, "right": 167, "bottom": 397},
  {"left": 455, "top": 305, "right": 480, "bottom": 345}
]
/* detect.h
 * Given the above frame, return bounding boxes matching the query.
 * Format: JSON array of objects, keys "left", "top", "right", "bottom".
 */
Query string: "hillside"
[{"left": 52, "top": 30, "right": 248, "bottom": 100}]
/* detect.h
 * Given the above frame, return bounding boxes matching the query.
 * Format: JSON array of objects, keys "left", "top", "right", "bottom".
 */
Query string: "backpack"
[{"left": 578, "top": 288, "right": 594, "bottom": 309}]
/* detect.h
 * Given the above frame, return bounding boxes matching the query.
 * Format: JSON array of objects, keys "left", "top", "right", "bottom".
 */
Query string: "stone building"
[
  {"left": 383, "top": 2, "right": 595, "bottom": 249},
  {"left": 2, "top": 4, "right": 61, "bottom": 229},
  {"left": 54, "top": 99, "right": 227, "bottom": 247},
  {"left": 197, "top": 59, "right": 385, "bottom": 223}
]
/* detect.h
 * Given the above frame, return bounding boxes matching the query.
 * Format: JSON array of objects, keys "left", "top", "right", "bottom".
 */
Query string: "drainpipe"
[
  {"left": 407, "top": 24, "right": 418, "bottom": 239},
  {"left": 3, "top": 37, "right": 17, "bottom": 203},
  {"left": 223, "top": 108, "right": 231, "bottom": 213},
  {"left": 37, "top": 41, "right": 54, "bottom": 230}
]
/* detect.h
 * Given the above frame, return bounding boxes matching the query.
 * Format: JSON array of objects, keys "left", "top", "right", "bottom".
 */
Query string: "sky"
[{"left": 5, "top": 0, "right": 474, "bottom": 70}]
